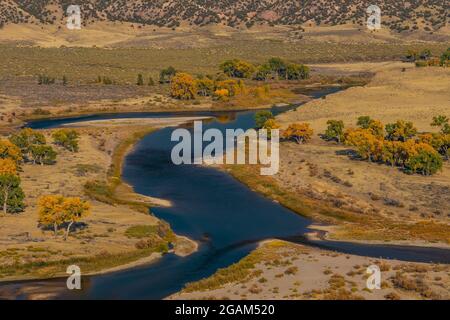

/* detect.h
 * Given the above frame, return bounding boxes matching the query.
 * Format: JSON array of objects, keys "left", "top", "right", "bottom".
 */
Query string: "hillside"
[{"left": 0, "top": 0, "right": 448, "bottom": 33}]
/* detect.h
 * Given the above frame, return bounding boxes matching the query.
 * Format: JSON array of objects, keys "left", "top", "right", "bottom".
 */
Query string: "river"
[{"left": 2, "top": 87, "right": 449, "bottom": 299}]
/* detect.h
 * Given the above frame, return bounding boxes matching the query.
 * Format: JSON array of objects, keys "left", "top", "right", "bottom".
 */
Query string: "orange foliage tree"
[{"left": 282, "top": 123, "right": 313, "bottom": 144}]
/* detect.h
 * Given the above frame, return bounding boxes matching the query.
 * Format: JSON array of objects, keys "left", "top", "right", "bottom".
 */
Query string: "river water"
[{"left": 2, "top": 87, "right": 449, "bottom": 299}]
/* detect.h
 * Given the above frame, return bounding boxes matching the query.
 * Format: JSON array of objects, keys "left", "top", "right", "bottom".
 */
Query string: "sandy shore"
[{"left": 62, "top": 116, "right": 211, "bottom": 128}]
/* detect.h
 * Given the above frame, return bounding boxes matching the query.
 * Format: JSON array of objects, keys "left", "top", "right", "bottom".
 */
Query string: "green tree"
[
  {"left": 159, "top": 66, "right": 177, "bottom": 83},
  {"left": 0, "top": 173, "right": 24, "bottom": 214},
  {"left": 196, "top": 78, "right": 215, "bottom": 96},
  {"left": 385, "top": 120, "right": 417, "bottom": 142},
  {"left": 137, "top": 74, "right": 144, "bottom": 86},
  {"left": 30, "top": 145, "right": 57, "bottom": 165},
  {"left": 148, "top": 76, "right": 155, "bottom": 86},
  {"left": 254, "top": 111, "right": 274, "bottom": 129},
  {"left": 9, "top": 128, "right": 46, "bottom": 160},
  {"left": 286, "top": 63, "right": 310, "bottom": 80},
  {"left": 170, "top": 73, "right": 197, "bottom": 100},
  {"left": 0, "top": 139, "right": 22, "bottom": 164},
  {"left": 52, "top": 129, "right": 80, "bottom": 152},
  {"left": 324, "top": 120, "right": 345, "bottom": 143}
]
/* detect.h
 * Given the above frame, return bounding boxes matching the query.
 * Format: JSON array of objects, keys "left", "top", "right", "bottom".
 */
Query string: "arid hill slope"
[{"left": 0, "top": 0, "right": 447, "bottom": 32}]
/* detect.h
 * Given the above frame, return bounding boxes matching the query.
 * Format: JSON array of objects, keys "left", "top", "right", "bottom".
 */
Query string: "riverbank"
[
  {"left": 170, "top": 239, "right": 450, "bottom": 300},
  {"left": 0, "top": 118, "right": 200, "bottom": 283},
  {"left": 222, "top": 62, "right": 450, "bottom": 246}
]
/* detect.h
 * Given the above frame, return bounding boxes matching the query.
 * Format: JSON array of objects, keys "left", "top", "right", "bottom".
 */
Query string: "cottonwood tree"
[
  {"left": 261, "top": 119, "right": 280, "bottom": 139},
  {"left": 170, "top": 73, "right": 197, "bottom": 100},
  {"left": 431, "top": 115, "right": 450, "bottom": 134},
  {"left": 38, "top": 195, "right": 91, "bottom": 239},
  {"left": 30, "top": 145, "right": 57, "bottom": 165},
  {"left": 385, "top": 120, "right": 417, "bottom": 142},
  {"left": 0, "top": 159, "right": 24, "bottom": 214},
  {"left": 324, "top": 120, "right": 345, "bottom": 143},
  {"left": 52, "top": 129, "right": 80, "bottom": 152},
  {"left": 219, "top": 59, "right": 255, "bottom": 78},
  {"left": 10, "top": 128, "right": 46, "bottom": 160},
  {"left": 0, "top": 139, "right": 22, "bottom": 164},
  {"left": 159, "top": 66, "right": 177, "bottom": 83},
  {"left": 254, "top": 111, "right": 274, "bottom": 129},
  {"left": 137, "top": 74, "right": 144, "bottom": 86},
  {"left": 196, "top": 78, "right": 215, "bottom": 96}
]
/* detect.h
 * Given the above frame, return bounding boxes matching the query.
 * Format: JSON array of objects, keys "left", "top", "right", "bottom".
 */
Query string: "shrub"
[
  {"left": 136, "top": 74, "right": 144, "bottom": 86},
  {"left": 253, "top": 64, "right": 272, "bottom": 81},
  {"left": 0, "top": 173, "right": 24, "bottom": 214}
]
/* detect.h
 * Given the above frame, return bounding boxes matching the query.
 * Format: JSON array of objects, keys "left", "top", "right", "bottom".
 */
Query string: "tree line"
[{"left": 322, "top": 115, "right": 449, "bottom": 175}]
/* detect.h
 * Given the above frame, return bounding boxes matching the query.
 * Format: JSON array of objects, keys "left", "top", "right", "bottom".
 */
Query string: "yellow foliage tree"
[
  {"left": 0, "top": 139, "right": 22, "bottom": 164},
  {"left": 38, "top": 195, "right": 91, "bottom": 240},
  {"left": 262, "top": 119, "right": 281, "bottom": 139},
  {"left": 0, "top": 159, "right": 17, "bottom": 175},
  {"left": 170, "top": 73, "right": 197, "bottom": 100},
  {"left": 214, "top": 88, "right": 230, "bottom": 101},
  {"left": 282, "top": 123, "right": 314, "bottom": 144}
]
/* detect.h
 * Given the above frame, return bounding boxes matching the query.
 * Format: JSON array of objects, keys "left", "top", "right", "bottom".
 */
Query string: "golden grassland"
[{"left": 171, "top": 240, "right": 450, "bottom": 300}]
